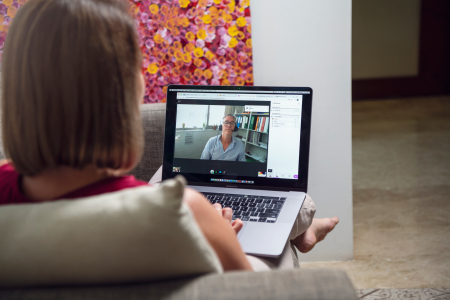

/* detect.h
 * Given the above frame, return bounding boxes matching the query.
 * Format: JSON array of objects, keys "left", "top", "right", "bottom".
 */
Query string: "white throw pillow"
[{"left": 0, "top": 176, "right": 223, "bottom": 287}]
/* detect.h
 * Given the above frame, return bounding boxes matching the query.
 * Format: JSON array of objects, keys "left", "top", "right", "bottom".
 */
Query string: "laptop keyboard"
[{"left": 202, "top": 193, "right": 287, "bottom": 223}]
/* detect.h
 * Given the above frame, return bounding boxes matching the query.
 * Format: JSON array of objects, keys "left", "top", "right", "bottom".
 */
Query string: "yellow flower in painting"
[
  {"left": 173, "top": 41, "right": 182, "bottom": 49},
  {"left": 7, "top": 5, "right": 17, "bottom": 18},
  {"left": 236, "top": 17, "right": 247, "bottom": 27},
  {"left": 236, "top": 77, "right": 245, "bottom": 86},
  {"left": 237, "top": 31, "right": 245, "bottom": 40},
  {"left": 242, "top": 0, "right": 250, "bottom": 7},
  {"left": 227, "top": 0, "right": 235, "bottom": 13},
  {"left": 3, "top": 0, "right": 13, "bottom": 6},
  {"left": 197, "top": 29, "right": 207, "bottom": 40},
  {"left": 182, "top": 53, "right": 192, "bottom": 63},
  {"left": 186, "top": 31, "right": 195, "bottom": 41},
  {"left": 194, "top": 47, "right": 204, "bottom": 58},
  {"left": 194, "top": 69, "right": 203, "bottom": 77},
  {"left": 180, "top": 17, "right": 190, "bottom": 27},
  {"left": 205, "top": 51, "right": 216, "bottom": 61},
  {"left": 228, "top": 25, "right": 238, "bottom": 37},
  {"left": 213, "top": 0, "right": 221, "bottom": 4},
  {"left": 198, "top": 0, "right": 208, "bottom": 7},
  {"left": 184, "top": 43, "right": 196, "bottom": 53},
  {"left": 175, "top": 50, "right": 184, "bottom": 60},
  {"left": 222, "top": 79, "right": 231, "bottom": 86},
  {"left": 223, "top": 13, "right": 233, "bottom": 23},
  {"left": 229, "top": 37, "right": 238, "bottom": 48},
  {"left": 204, "top": 69, "right": 213, "bottom": 79},
  {"left": 179, "top": 0, "right": 190, "bottom": 8},
  {"left": 246, "top": 38, "right": 252, "bottom": 47},
  {"left": 147, "top": 63, "right": 159, "bottom": 74},
  {"left": 149, "top": 4, "right": 159, "bottom": 14},
  {"left": 154, "top": 34, "right": 164, "bottom": 44},
  {"left": 194, "top": 58, "right": 203, "bottom": 67},
  {"left": 247, "top": 24, "right": 252, "bottom": 33},
  {"left": 202, "top": 15, "right": 212, "bottom": 24}
]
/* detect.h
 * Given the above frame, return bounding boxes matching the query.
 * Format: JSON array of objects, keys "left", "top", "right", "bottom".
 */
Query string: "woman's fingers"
[
  {"left": 212, "top": 203, "right": 223, "bottom": 215},
  {"left": 231, "top": 219, "right": 244, "bottom": 235},
  {"left": 222, "top": 207, "right": 233, "bottom": 223}
]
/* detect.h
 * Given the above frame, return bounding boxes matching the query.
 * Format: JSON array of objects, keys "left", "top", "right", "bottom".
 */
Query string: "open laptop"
[{"left": 162, "top": 85, "right": 313, "bottom": 257}]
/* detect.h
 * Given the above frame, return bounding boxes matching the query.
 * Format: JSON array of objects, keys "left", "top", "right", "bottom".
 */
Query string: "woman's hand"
[{"left": 212, "top": 203, "right": 244, "bottom": 235}]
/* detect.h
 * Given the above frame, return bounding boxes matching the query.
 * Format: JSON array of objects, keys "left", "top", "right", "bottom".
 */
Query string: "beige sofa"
[{"left": 0, "top": 103, "right": 357, "bottom": 300}]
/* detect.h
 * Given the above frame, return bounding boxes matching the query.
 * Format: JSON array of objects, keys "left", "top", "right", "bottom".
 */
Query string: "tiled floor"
[{"left": 300, "top": 96, "right": 450, "bottom": 289}]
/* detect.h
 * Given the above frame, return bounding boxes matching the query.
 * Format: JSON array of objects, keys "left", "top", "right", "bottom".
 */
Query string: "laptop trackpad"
[{"left": 237, "top": 221, "right": 248, "bottom": 239}]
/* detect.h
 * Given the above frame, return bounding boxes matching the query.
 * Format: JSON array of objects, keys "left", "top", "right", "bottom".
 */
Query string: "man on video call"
[{"left": 200, "top": 114, "right": 246, "bottom": 162}]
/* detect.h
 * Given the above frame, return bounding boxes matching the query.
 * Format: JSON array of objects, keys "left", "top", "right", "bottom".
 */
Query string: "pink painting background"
[{"left": 0, "top": 0, "right": 254, "bottom": 103}]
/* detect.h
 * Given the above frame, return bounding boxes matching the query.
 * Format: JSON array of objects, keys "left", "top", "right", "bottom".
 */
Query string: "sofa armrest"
[
  {"left": 130, "top": 103, "right": 166, "bottom": 182},
  {"left": 0, "top": 269, "right": 357, "bottom": 300}
]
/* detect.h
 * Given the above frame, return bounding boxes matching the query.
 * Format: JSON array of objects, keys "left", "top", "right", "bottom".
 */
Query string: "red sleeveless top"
[{"left": 0, "top": 163, "right": 148, "bottom": 205}]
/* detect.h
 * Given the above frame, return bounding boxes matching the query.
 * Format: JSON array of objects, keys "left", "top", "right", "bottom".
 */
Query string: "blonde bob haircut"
[{"left": 1, "top": 0, "right": 144, "bottom": 176}]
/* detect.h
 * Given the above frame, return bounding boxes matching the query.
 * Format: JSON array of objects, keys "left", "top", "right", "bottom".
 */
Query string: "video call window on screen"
[{"left": 174, "top": 104, "right": 270, "bottom": 165}]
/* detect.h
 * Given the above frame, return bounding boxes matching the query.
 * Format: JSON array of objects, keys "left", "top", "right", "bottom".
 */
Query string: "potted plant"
[
  {"left": 212, "top": 124, "right": 217, "bottom": 130},
  {"left": 182, "top": 123, "right": 185, "bottom": 129},
  {"left": 203, "top": 122, "right": 206, "bottom": 130}
]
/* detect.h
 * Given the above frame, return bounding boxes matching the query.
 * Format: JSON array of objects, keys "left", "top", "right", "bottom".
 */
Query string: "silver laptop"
[{"left": 162, "top": 85, "right": 313, "bottom": 257}]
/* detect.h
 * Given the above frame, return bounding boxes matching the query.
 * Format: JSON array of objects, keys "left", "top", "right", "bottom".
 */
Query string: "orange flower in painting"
[
  {"left": 194, "top": 58, "right": 203, "bottom": 68},
  {"left": 179, "top": 0, "right": 190, "bottom": 8},
  {"left": 0, "top": 15, "right": 4, "bottom": 24},
  {"left": 173, "top": 41, "right": 182, "bottom": 49},
  {"left": 221, "top": 79, "right": 231, "bottom": 86},
  {"left": 236, "top": 31, "right": 245, "bottom": 40},
  {"left": 229, "top": 37, "right": 238, "bottom": 48},
  {"left": 175, "top": 50, "right": 184, "bottom": 60},
  {"left": 209, "top": 6, "right": 218, "bottom": 16},
  {"left": 7, "top": 6, "right": 17, "bottom": 18},
  {"left": 194, "top": 69, "right": 203, "bottom": 77},
  {"left": 204, "top": 69, "right": 213, "bottom": 79},
  {"left": 154, "top": 34, "right": 163, "bottom": 44},
  {"left": 236, "top": 16, "right": 246, "bottom": 27},
  {"left": 184, "top": 43, "right": 196, "bottom": 53},
  {"left": 180, "top": 17, "right": 190, "bottom": 27},
  {"left": 149, "top": 4, "right": 159, "bottom": 14},
  {"left": 245, "top": 73, "right": 253, "bottom": 83},
  {"left": 223, "top": 13, "right": 233, "bottom": 23},
  {"left": 0, "top": 25, "right": 8, "bottom": 33},
  {"left": 186, "top": 31, "right": 195, "bottom": 41},
  {"left": 202, "top": 14, "right": 212, "bottom": 24},
  {"left": 220, "top": 70, "right": 228, "bottom": 79},
  {"left": 182, "top": 53, "right": 192, "bottom": 63},
  {"left": 235, "top": 77, "right": 245, "bottom": 86},
  {"left": 198, "top": 0, "right": 208, "bottom": 8},
  {"left": 227, "top": 25, "right": 238, "bottom": 37},
  {"left": 160, "top": 4, "right": 170, "bottom": 15},
  {"left": 173, "top": 68, "right": 181, "bottom": 76},
  {"left": 148, "top": 63, "right": 159, "bottom": 74},
  {"left": 193, "top": 47, "right": 204, "bottom": 58},
  {"left": 175, "top": 60, "right": 185, "bottom": 68},
  {"left": 247, "top": 24, "right": 252, "bottom": 33},
  {"left": 3, "top": 0, "right": 13, "bottom": 6},
  {"left": 197, "top": 29, "right": 207, "bottom": 40},
  {"left": 162, "top": 86, "right": 168, "bottom": 95},
  {"left": 246, "top": 38, "right": 252, "bottom": 47}
]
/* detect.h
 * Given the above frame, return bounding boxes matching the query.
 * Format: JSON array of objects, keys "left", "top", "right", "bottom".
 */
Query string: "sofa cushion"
[{"left": 0, "top": 176, "right": 222, "bottom": 287}]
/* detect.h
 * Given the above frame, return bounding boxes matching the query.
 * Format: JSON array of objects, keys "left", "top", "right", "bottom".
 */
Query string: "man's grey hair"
[{"left": 222, "top": 114, "right": 237, "bottom": 122}]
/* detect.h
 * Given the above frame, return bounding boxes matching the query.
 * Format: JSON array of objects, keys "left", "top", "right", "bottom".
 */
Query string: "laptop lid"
[{"left": 162, "top": 85, "right": 312, "bottom": 192}]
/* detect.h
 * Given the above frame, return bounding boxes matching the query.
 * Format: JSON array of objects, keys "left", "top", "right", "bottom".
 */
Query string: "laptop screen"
[{"left": 162, "top": 85, "right": 312, "bottom": 191}]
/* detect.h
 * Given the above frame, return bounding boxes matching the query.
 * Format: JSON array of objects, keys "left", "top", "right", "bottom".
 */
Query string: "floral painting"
[{"left": 0, "top": 0, "right": 254, "bottom": 103}]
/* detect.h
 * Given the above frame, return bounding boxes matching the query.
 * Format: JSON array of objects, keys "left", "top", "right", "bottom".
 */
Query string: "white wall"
[
  {"left": 251, "top": 0, "right": 353, "bottom": 261},
  {"left": 352, "top": 0, "right": 421, "bottom": 79}
]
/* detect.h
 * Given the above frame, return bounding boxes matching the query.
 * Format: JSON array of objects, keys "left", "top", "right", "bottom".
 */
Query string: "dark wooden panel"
[{"left": 353, "top": 0, "right": 450, "bottom": 100}]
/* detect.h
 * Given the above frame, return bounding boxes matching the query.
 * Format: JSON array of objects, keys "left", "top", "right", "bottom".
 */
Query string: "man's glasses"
[{"left": 223, "top": 121, "right": 236, "bottom": 127}]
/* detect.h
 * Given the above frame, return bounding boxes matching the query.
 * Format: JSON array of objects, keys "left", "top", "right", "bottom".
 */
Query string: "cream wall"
[
  {"left": 251, "top": 0, "right": 353, "bottom": 261},
  {"left": 352, "top": 0, "right": 421, "bottom": 79}
]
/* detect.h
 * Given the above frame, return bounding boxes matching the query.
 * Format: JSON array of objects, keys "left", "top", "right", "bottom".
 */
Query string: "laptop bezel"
[{"left": 162, "top": 85, "right": 312, "bottom": 192}]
